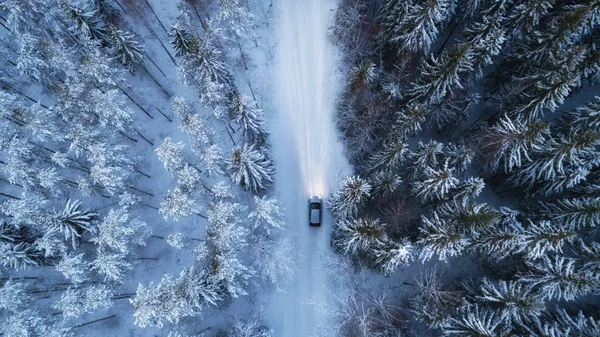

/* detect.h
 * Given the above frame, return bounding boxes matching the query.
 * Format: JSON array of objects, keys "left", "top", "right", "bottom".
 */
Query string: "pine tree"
[
  {"left": 248, "top": 195, "right": 285, "bottom": 234},
  {"left": 216, "top": 0, "right": 254, "bottom": 41},
  {"left": 476, "top": 279, "right": 545, "bottom": 325},
  {"left": 367, "top": 138, "right": 408, "bottom": 172},
  {"left": 229, "top": 319, "right": 272, "bottom": 337},
  {"left": 56, "top": 253, "right": 90, "bottom": 284},
  {"left": 227, "top": 144, "right": 274, "bottom": 193},
  {"left": 505, "top": 0, "right": 554, "bottom": 40},
  {"left": 107, "top": 27, "right": 146, "bottom": 71},
  {"left": 477, "top": 116, "right": 549, "bottom": 173},
  {"left": 0, "top": 279, "right": 30, "bottom": 313},
  {"left": 328, "top": 175, "right": 371, "bottom": 218},
  {"left": 60, "top": 0, "right": 106, "bottom": 40},
  {"left": 159, "top": 187, "right": 200, "bottom": 221},
  {"left": 444, "top": 305, "right": 508, "bottom": 337},
  {"left": 418, "top": 212, "right": 467, "bottom": 262},
  {"left": 408, "top": 140, "right": 444, "bottom": 178},
  {"left": 533, "top": 197, "right": 600, "bottom": 230},
  {"left": 409, "top": 43, "right": 475, "bottom": 105},
  {"left": 230, "top": 94, "right": 268, "bottom": 145},
  {"left": 561, "top": 96, "right": 600, "bottom": 133},
  {"left": 389, "top": 0, "right": 454, "bottom": 54},
  {"left": 452, "top": 177, "right": 486, "bottom": 202},
  {"left": 332, "top": 218, "right": 389, "bottom": 256},
  {"left": 446, "top": 142, "right": 474, "bottom": 174},
  {"left": 438, "top": 201, "right": 500, "bottom": 235},
  {"left": 53, "top": 285, "right": 112, "bottom": 317},
  {"left": 369, "top": 170, "right": 402, "bottom": 200},
  {"left": 520, "top": 255, "right": 599, "bottom": 301},
  {"left": 156, "top": 137, "right": 186, "bottom": 176},
  {"left": 373, "top": 239, "right": 413, "bottom": 275},
  {"left": 348, "top": 61, "right": 377, "bottom": 92},
  {"left": 392, "top": 103, "right": 428, "bottom": 137},
  {"left": 172, "top": 97, "right": 211, "bottom": 146},
  {"left": 47, "top": 199, "right": 97, "bottom": 249},
  {"left": 91, "top": 208, "right": 152, "bottom": 254},
  {"left": 91, "top": 252, "right": 132, "bottom": 283},
  {"left": 170, "top": 25, "right": 198, "bottom": 57},
  {"left": 464, "top": 14, "right": 507, "bottom": 76},
  {"left": 411, "top": 163, "right": 458, "bottom": 202},
  {"left": 468, "top": 223, "right": 524, "bottom": 260}
]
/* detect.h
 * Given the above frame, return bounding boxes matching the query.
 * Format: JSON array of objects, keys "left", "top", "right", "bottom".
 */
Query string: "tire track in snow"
[{"left": 266, "top": 0, "right": 351, "bottom": 336}]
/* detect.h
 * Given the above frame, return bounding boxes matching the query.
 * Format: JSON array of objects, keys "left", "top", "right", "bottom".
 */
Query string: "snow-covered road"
[{"left": 266, "top": 0, "right": 351, "bottom": 335}]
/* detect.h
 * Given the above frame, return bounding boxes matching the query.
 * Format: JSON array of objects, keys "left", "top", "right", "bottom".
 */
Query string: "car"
[{"left": 308, "top": 196, "right": 322, "bottom": 226}]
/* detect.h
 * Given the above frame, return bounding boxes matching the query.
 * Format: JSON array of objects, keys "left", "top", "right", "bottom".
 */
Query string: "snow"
[{"left": 265, "top": 0, "right": 352, "bottom": 335}]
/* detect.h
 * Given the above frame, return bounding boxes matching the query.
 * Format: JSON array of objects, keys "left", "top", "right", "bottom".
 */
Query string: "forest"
[{"left": 0, "top": 0, "right": 599, "bottom": 336}]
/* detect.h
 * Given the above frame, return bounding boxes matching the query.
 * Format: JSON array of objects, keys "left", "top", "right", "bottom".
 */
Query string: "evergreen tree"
[
  {"left": 478, "top": 116, "right": 549, "bottom": 173},
  {"left": 520, "top": 255, "right": 599, "bottom": 301},
  {"left": 229, "top": 319, "right": 272, "bottom": 337},
  {"left": 60, "top": 0, "right": 106, "bottom": 40},
  {"left": 411, "top": 163, "right": 458, "bottom": 202},
  {"left": 408, "top": 140, "right": 444, "bottom": 178},
  {"left": 444, "top": 305, "right": 508, "bottom": 337},
  {"left": 91, "top": 252, "right": 132, "bottom": 283},
  {"left": 0, "top": 279, "right": 30, "bottom": 313},
  {"left": 248, "top": 195, "right": 285, "bottom": 234},
  {"left": 369, "top": 170, "right": 402, "bottom": 200},
  {"left": 91, "top": 208, "right": 152, "bottom": 254},
  {"left": 373, "top": 239, "right": 413, "bottom": 275},
  {"left": 561, "top": 96, "right": 600, "bottom": 133},
  {"left": 418, "top": 212, "right": 467, "bottom": 262},
  {"left": 170, "top": 25, "right": 197, "bottom": 57},
  {"left": 159, "top": 187, "right": 200, "bottom": 221},
  {"left": 392, "top": 103, "right": 428, "bottom": 137},
  {"left": 227, "top": 144, "right": 274, "bottom": 193},
  {"left": 367, "top": 138, "right": 408, "bottom": 172},
  {"left": 56, "top": 253, "right": 90, "bottom": 284},
  {"left": 53, "top": 285, "right": 112, "bottom": 317},
  {"left": 107, "top": 27, "right": 146, "bottom": 71},
  {"left": 533, "top": 197, "right": 600, "bottom": 230},
  {"left": 409, "top": 43, "right": 475, "bottom": 105},
  {"left": 468, "top": 223, "right": 525, "bottom": 260},
  {"left": 328, "top": 175, "right": 371, "bottom": 218},
  {"left": 230, "top": 94, "right": 268, "bottom": 145},
  {"left": 156, "top": 137, "right": 186, "bottom": 176},
  {"left": 332, "top": 218, "right": 388, "bottom": 255},
  {"left": 476, "top": 279, "right": 545, "bottom": 325},
  {"left": 46, "top": 199, "right": 97, "bottom": 249}
]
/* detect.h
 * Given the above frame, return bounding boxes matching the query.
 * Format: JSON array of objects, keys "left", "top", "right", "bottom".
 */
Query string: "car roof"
[
  {"left": 310, "top": 208, "right": 320, "bottom": 223},
  {"left": 309, "top": 196, "right": 322, "bottom": 204}
]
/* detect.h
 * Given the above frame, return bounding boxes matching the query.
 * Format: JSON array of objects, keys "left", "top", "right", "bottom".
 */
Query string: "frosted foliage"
[
  {"left": 0, "top": 242, "right": 41, "bottom": 269},
  {"left": 37, "top": 167, "right": 61, "bottom": 191},
  {"left": 231, "top": 94, "right": 268, "bottom": 144},
  {"left": 333, "top": 218, "right": 388, "bottom": 255},
  {"left": 168, "top": 232, "right": 186, "bottom": 249},
  {"left": 199, "top": 144, "right": 224, "bottom": 176},
  {"left": 56, "top": 253, "right": 90, "bottom": 284},
  {"left": 49, "top": 199, "right": 97, "bottom": 249},
  {"left": 444, "top": 305, "right": 507, "bottom": 337},
  {"left": 248, "top": 196, "right": 285, "bottom": 233},
  {"left": 477, "top": 279, "right": 545, "bottom": 325},
  {"left": 0, "top": 280, "right": 29, "bottom": 312},
  {"left": 155, "top": 137, "right": 185, "bottom": 176},
  {"left": 160, "top": 187, "right": 199, "bottom": 221},
  {"left": 211, "top": 180, "right": 234, "bottom": 199},
  {"left": 53, "top": 285, "right": 112, "bottom": 317},
  {"left": 521, "top": 220, "right": 577, "bottom": 260},
  {"left": 207, "top": 201, "right": 246, "bottom": 250},
  {"left": 520, "top": 256, "right": 599, "bottom": 301},
  {"left": 108, "top": 28, "right": 145, "bottom": 71},
  {"left": 374, "top": 240, "right": 413, "bottom": 275},
  {"left": 328, "top": 175, "right": 371, "bottom": 218},
  {"left": 368, "top": 138, "right": 407, "bottom": 172},
  {"left": 0, "top": 309, "right": 47, "bottom": 337},
  {"left": 411, "top": 163, "right": 459, "bottom": 202},
  {"left": 177, "top": 164, "right": 202, "bottom": 189},
  {"left": 230, "top": 319, "right": 272, "bottom": 337},
  {"left": 394, "top": 0, "right": 454, "bottom": 53},
  {"left": 92, "top": 208, "right": 151, "bottom": 253},
  {"left": 252, "top": 237, "right": 296, "bottom": 286},
  {"left": 227, "top": 144, "right": 274, "bottom": 193},
  {"left": 173, "top": 97, "right": 211, "bottom": 145},
  {"left": 217, "top": 0, "right": 254, "bottom": 40},
  {"left": 409, "top": 43, "right": 475, "bottom": 105},
  {"left": 418, "top": 213, "right": 467, "bottom": 262},
  {"left": 91, "top": 252, "right": 131, "bottom": 283},
  {"left": 91, "top": 89, "right": 133, "bottom": 131}
]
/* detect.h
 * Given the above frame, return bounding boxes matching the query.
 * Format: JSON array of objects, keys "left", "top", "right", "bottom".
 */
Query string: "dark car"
[{"left": 309, "top": 196, "right": 322, "bottom": 226}]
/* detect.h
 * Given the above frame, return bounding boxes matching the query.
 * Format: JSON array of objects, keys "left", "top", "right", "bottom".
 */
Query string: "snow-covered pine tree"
[
  {"left": 332, "top": 218, "right": 388, "bottom": 256},
  {"left": 468, "top": 222, "right": 525, "bottom": 260},
  {"left": 505, "top": 0, "right": 554, "bottom": 40},
  {"left": 407, "top": 140, "right": 444, "bottom": 178},
  {"left": 91, "top": 207, "right": 151, "bottom": 254},
  {"left": 475, "top": 279, "right": 545, "bottom": 325},
  {"left": 443, "top": 305, "right": 508, "bottom": 337},
  {"left": 229, "top": 319, "right": 273, "bottom": 337},
  {"left": 532, "top": 197, "right": 600, "bottom": 230},
  {"left": 216, "top": 0, "right": 254, "bottom": 41},
  {"left": 446, "top": 142, "right": 474, "bottom": 174},
  {"left": 0, "top": 279, "right": 30, "bottom": 312},
  {"left": 170, "top": 25, "right": 198, "bottom": 57},
  {"left": 373, "top": 239, "right": 413, "bottom": 275},
  {"left": 328, "top": 175, "right": 371, "bottom": 218},
  {"left": 438, "top": 201, "right": 500, "bottom": 235},
  {"left": 156, "top": 137, "right": 186, "bottom": 176},
  {"left": 409, "top": 43, "right": 475, "bottom": 105},
  {"left": 464, "top": 13, "right": 507, "bottom": 76},
  {"left": 172, "top": 97, "right": 212, "bottom": 147},
  {"left": 408, "top": 267, "right": 461, "bottom": 329},
  {"left": 59, "top": 0, "right": 106, "bottom": 40},
  {"left": 248, "top": 195, "right": 285, "bottom": 234},
  {"left": 91, "top": 252, "right": 132, "bottom": 283},
  {"left": 388, "top": 0, "right": 454, "bottom": 54},
  {"left": 477, "top": 115, "right": 549, "bottom": 173},
  {"left": 367, "top": 137, "right": 408, "bottom": 173},
  {"left": 107, "top": 27, "right": 145, "bottom": 72},
  {"left": 159, "top": 186, "right": 200, "bottom": 221},
  {"left": 251, "top": 236, "right": 296, "bottom": 286},
  {"left": 392, "top": 103, "right": 428, "bottom": 137},
  {"left": 227, "top": 143, "right": 274, "bottom": 193},
  {"left": 368, "top": 170, "right": 402, "bottom": 200},
  {"left": 53, "top": 285, "right": 112, "bottom": 317},
  {"left": 411, "top": 162, "right": 458, "bottom": 202},
  {"left": 561, "top": 96, "right": 600, "bottom": 133},
  {"left": 46, "top": 199, "right": 97, "bottom": 249},
  {"left": 230, "top": 94, "right": 268, "bottom": 145},
  {"left": 56, "top": 253, "right": 90, "bottom": 284},
  {"left": 417, "top": 212, "right": 467, "bottom": 262},
  {"left": 519, "top": 255, "right": 599, "bottom": 301},
  {"left": 452, "top": 176, "right": 486, "bottom": 201}
]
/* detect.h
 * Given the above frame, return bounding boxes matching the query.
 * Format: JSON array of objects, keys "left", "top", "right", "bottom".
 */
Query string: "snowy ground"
[{"left": 265, "top": 0, "right": 353, "bottom": 335}]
